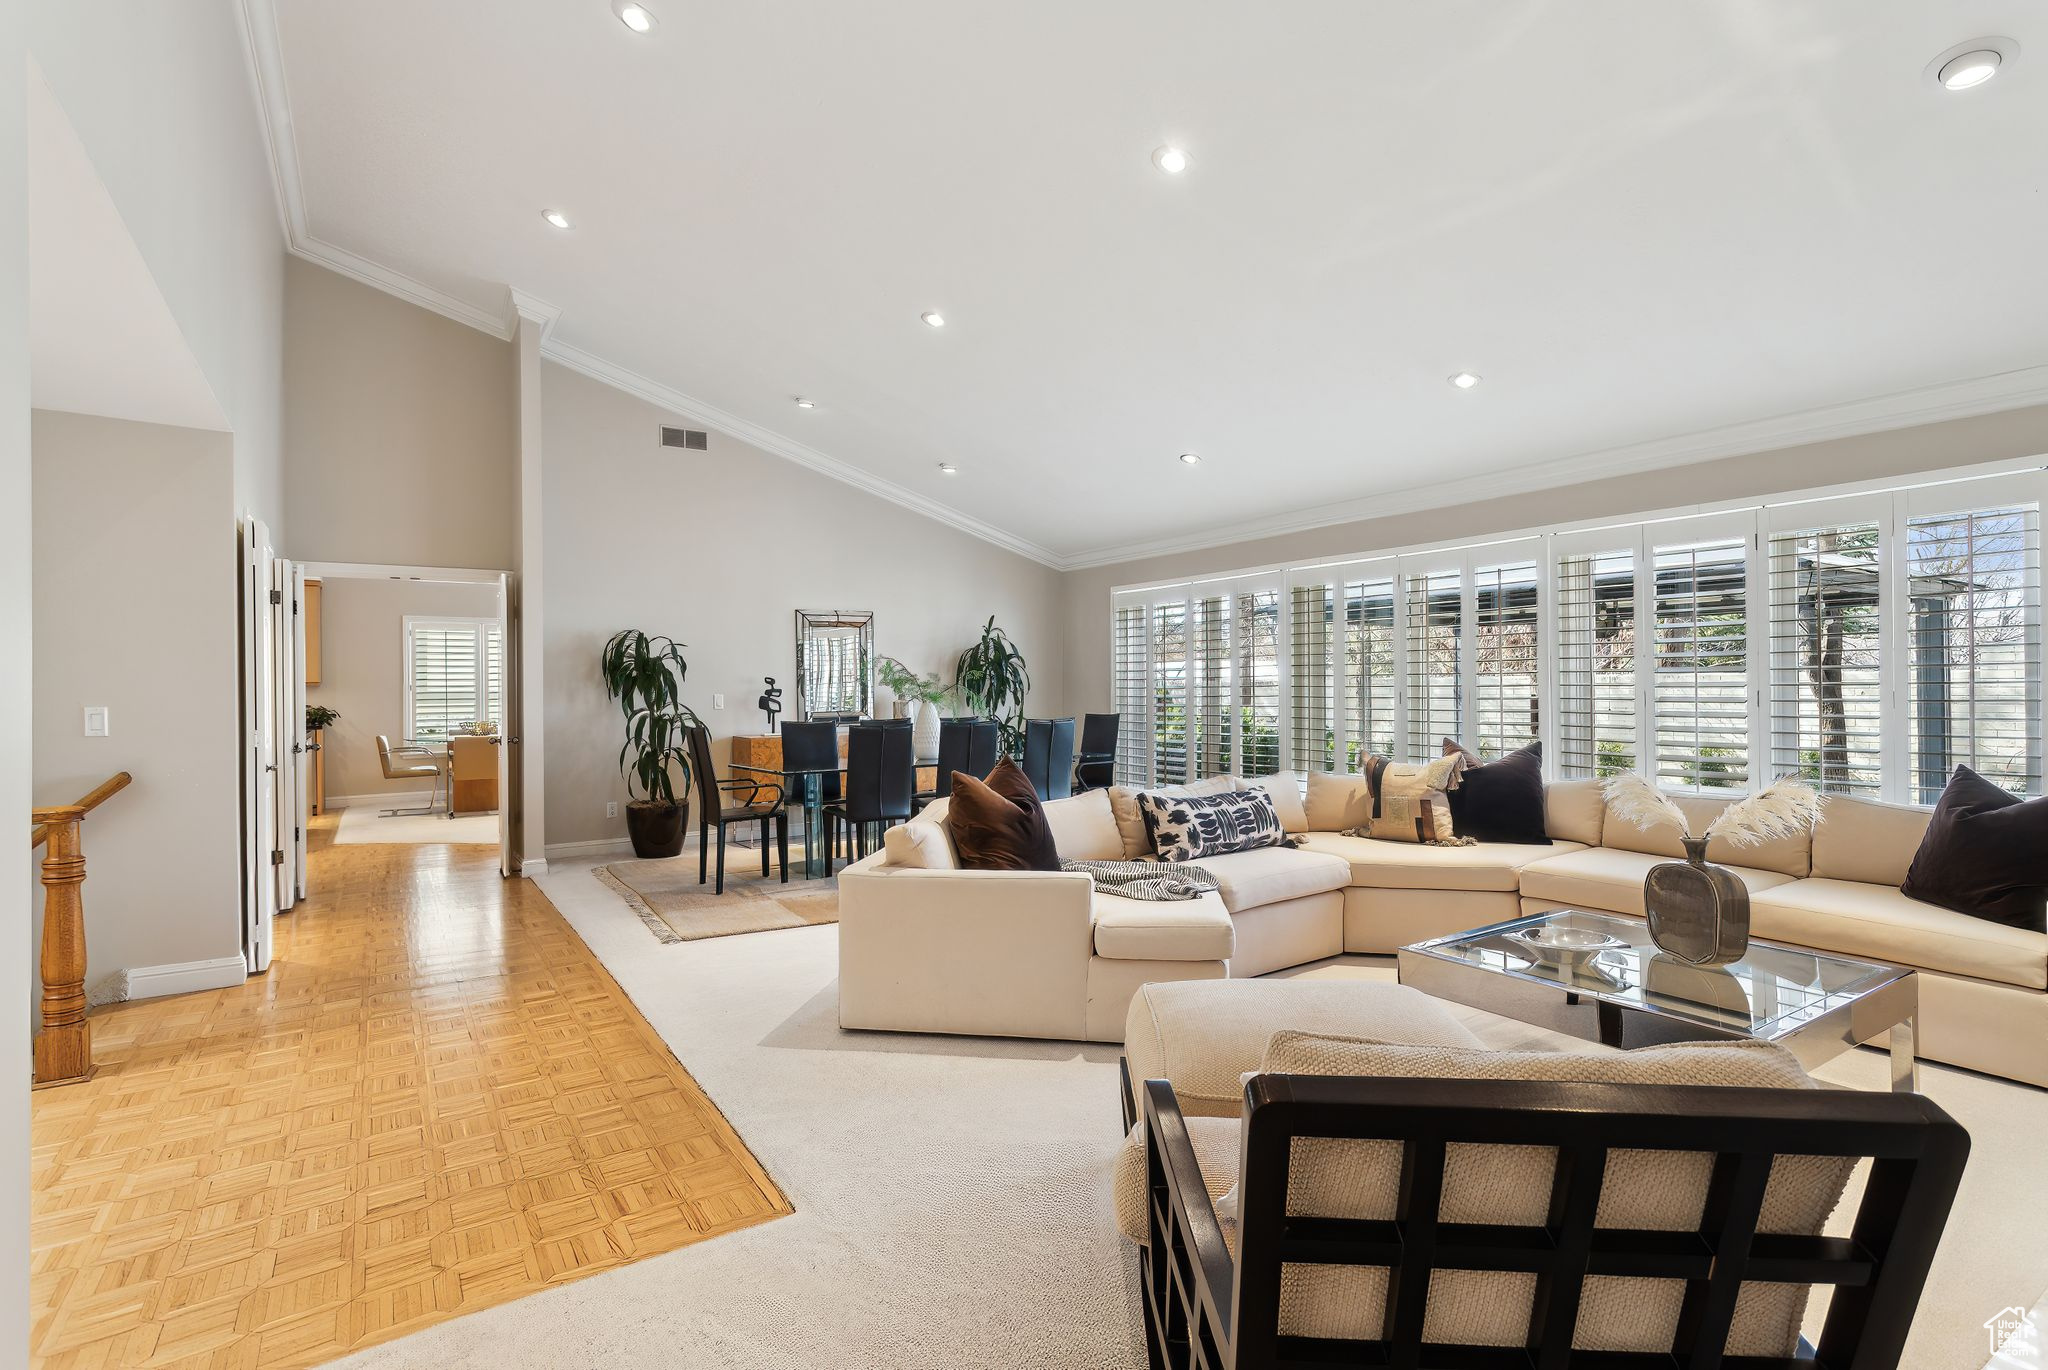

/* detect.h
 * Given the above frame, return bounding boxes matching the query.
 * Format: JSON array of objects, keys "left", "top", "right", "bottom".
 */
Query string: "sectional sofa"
[{"left": 835, "top": 772, "right": 2048, "bottom": 1086}]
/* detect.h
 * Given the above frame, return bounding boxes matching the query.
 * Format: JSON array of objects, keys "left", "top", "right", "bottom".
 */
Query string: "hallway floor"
[{"left": 28, "top": 816, "right": 788, "bottom": 1368}]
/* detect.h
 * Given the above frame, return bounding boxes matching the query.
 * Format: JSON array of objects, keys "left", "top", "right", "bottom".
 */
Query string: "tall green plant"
[
  {"left": 955, "top": 616, "right": 1031, "bottom": 755},
  {"left": 601, "top": 630, "right": 702, "bottom": 806}
]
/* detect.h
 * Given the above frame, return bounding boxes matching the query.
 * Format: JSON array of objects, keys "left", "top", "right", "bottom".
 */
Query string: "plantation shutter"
[
  {"left": 1235, "top": 585, "right": 1281, "bottom": 776},
  {"left": 1769, "top": 519, "right": 1883, "bottom": 796},
  {"left": 1112, "top": 601, "right": 1152, "bottom": 786},
  {"left": 1405, "top": 567, "right": 1462, "bottom": 761},
  {"left": 1344, "top": 572, "right": 1399, "bottom": 767},
  {"left": 407, "top": 620, "right": 489, "bottom": 739},
  {"left": 1470, "top": 556, "right": 1540, "bottom": 759},
  {"left": 1289, "top": 580, "right": 1336, "bottom": 772},
  {"left": 1556, "top": 545, "right": 1637, "bottom": 779},
  {"left": 1652, "top": 534, "right": 1751, "bottom": 791},
  {"left": 1152, "top": 599, "right": 1190, "bottom": 785},
  {"left": 1905, "top": 501, "right": 2043, "bottom": 800}
]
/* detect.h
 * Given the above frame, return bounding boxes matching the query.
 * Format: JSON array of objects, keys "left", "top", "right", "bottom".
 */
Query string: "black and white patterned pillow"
[{"left": 1138, "top": 788, "right": 1290, "bottom": 863}]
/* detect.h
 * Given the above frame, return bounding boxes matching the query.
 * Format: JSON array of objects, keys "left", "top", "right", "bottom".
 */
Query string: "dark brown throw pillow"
[
  {"left": 1441, "top": 739, "right": 1550, "bottom": 845},
  {"left": 1901, "top": 765, "right": 2048, "bottom": 932},
  {"left": 948, "top": 757, "right": 1060, "bottom": 872}
]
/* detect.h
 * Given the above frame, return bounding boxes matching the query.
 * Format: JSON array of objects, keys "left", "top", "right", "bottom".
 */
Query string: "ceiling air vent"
[{"left": 660, "top": 426, "right": 709, "bottom": 451}]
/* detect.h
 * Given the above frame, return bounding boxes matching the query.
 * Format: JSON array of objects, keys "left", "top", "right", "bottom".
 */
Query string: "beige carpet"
[
  {"left": 336, "top": 866, "right": 2047, "bottom": 1370},
  {"left": 596, "top": 857, "right": 839, "bottom": 943},
  {"left": 333, "top": 804, "right": 500, "bottom": 845}
]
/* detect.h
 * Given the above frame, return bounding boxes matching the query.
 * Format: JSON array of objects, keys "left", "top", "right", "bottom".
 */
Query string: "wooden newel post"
[{"left": 32, "top": 805, "right": 94, "bottom": 1087}]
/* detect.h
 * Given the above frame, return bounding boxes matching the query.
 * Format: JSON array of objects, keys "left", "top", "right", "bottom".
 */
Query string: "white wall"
[
  {"left": 3, "top": 3, "right": 36, "bottom": 1354},
  {"left": 31, "top": 411, "right": 243, "bottom": 991},
  {"left": 1061, "top": 402, "right": 2048, "bottom": 714},
  {"left": 284, "top": 257, "right": 516, "bottom": 568},
  {"left": 308, "top": 576, "right": 501, "bottom": 799},
  {"left": 26, "top": 0, "right": 286, "bottom": 534},
  {"left": 540, "top": 362, "right": 1067, "bottom": 851}
]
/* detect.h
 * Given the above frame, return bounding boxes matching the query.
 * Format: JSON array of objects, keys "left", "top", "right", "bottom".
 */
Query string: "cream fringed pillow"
[{"left": 1354, "top": 753, "right": 1469, "bottom": 845}]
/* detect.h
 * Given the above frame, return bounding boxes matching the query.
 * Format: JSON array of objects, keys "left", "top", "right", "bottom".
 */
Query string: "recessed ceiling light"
[
  {"left": 542, "top": 209, "right": 572, "bottom": 230},
  {"left": 794, "top": 397, "right": 816, "bottom": 409},
  {"left": 937, "top": 462, "right": 958, "bottom": 474},
  {"left": 921, "top": 311, "right": 946, "bottom": 328},
  {"left": 1449, "top": 372, "right": 1482, "bottom": 390},
  {"left": 1153, "top": 146, "right": 1191, "bottom": 175},
  {"left": 612, "top": 1, "right": 656, "bottom": 33},
  {"left": 1178, "top": 452, "right": 1202, "bottom": 465},
  {"left": 1940, "top": 49, "right": 2001, "bottom": 89}
]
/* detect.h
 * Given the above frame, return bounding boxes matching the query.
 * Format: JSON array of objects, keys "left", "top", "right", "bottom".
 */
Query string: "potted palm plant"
[
  {"left": 954, "top": 616, "right": 1031, "bottom": 757},
  {"left": 601, "top": 629, "right": 703, "bottom": 859}
]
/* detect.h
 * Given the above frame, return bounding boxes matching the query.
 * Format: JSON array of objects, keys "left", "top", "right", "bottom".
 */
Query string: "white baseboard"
[
  {"left": 323, "top": 790, "right": 437, "bottom": 811},
  {"left": 123, "top": 955, "right": 248, "bottom": 1001},
  {"left": 518, "top": 857, "right": 550, "bottom": 876},
  {"left": 543, "top": 837, "right": 635, "bottom": 860}
]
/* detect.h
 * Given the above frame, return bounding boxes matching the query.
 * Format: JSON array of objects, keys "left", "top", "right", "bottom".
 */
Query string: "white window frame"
[{"left": 402, "top": 615, "right": 503, "bottom": 741}]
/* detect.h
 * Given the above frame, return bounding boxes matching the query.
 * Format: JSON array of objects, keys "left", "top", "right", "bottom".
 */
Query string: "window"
[
  {"left": 1906, "top": 503, "right": 2042, "bottom": 800},
  {"left": 404, "top": 617, "right": 503, "bottom": 740},
  {"left": 1556, "top": 545, "right": 1636, "bottom": 778},
  {"left": 1769, "top": 520, "right": 1883, "bottom": 796},
  {"left": 1107, "top": 468, "right": 2047, "bottom": 803}
]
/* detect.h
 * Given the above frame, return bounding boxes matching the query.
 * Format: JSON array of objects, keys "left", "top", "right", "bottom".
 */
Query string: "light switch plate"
[
  {"left": 83, "top": 706, "right": 109, "bottom": 737},
  {"left": 713, "top": 693, "right": 725, "bottom": 710}
]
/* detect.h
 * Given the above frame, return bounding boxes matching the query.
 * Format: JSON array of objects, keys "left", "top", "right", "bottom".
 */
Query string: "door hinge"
[
  {"left": 269, "top": 589, "right": 283, "bottom": 605},
  {"left": 270, "top": 849, "right": 284, "bottom": 866},
  {"left": 294, "top": 825, "right": 301, "bottom": 841}
]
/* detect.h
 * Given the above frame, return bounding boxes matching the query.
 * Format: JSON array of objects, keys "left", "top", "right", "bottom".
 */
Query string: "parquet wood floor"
[{"left": 29, "top": 817, "right": 790, "bottom": 1368}]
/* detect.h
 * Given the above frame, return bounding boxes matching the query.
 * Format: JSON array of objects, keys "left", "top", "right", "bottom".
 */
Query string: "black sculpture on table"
[{"left": 758, "top": 677, "right": 783, "bottom": 733}]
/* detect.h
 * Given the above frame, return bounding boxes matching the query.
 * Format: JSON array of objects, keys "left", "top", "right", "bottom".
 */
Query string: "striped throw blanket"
[{"left": 1062, "top": 859, "right": 1219, "bottom": 902}]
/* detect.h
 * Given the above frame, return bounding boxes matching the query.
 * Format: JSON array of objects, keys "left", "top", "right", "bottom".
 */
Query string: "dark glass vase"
[{"left": 1643, "top": 836, "right": 1750, "bottom": 966}]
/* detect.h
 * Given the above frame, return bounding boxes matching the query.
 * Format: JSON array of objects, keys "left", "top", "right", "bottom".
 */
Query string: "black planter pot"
[{"left": 625, "top": 801, "right": 688, "bottom": 859}]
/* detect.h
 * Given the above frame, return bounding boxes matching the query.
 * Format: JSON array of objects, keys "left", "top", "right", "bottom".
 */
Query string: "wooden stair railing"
[{"left": 30, "top": 771, "right": 131, "bottom": 1087}]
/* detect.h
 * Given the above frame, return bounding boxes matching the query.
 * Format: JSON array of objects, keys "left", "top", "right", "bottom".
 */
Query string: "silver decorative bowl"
[{"left": 1505, "top": 925, "right": 1628, "bottom": 971}]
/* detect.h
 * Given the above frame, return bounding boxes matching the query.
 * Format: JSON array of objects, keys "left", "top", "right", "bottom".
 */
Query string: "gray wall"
[
  {"left": 283, "top": 257, "right": 516, "bottom": 569},
  {"left": 308, "top": 575, "right": 501, "bottom": 799},
  {"left": 539, "top": 362, "right": 1067, "bottom": 850},
  {"left": 31, "top": 410, "right": 242, "bottom": 987},
  {"left": 1061, "top": 402, "right": 2048, "bottom": 714}
]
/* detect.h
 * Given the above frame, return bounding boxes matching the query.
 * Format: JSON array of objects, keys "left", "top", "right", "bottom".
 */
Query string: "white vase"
[{"left": 912, "top": 700, "right": 942, "bottom": 762}]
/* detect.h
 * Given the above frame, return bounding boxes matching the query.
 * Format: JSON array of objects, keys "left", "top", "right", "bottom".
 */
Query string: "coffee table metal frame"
[{"left": 1397, "top": 908, "right": 1919, "bottom": 1091}]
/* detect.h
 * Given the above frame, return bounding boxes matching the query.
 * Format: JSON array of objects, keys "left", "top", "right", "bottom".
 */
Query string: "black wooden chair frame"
[{"left": 1138, "top": 1073, "right": 1968, "bottom": 1370}]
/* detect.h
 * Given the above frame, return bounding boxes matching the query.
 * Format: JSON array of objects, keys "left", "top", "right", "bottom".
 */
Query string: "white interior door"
[
  {"left": 291, "top": 563, "right": 310, "bottom": 900},
  {"left": 498, "top": 573, "right": 514, "bottom": 877},
  {"left": 272, "top": 557, "right": 300, "bottom": 914},
  {"left": 239, "top": 518, "right": 278, "bottom": 973}
]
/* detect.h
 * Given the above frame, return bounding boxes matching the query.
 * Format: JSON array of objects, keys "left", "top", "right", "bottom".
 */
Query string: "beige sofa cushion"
[
  {"left": 882, "top": 801, "right": 957, "bottom": 869},
  {"left": 1242, "top": 772, "right": 1310, "bottom": 834},
  {"left": 1192, "top": 846, "right": 1350, "bottom": 913},
  {"left": 1107, "top": 776, "right": 1240, "bottom": 859},
  {"left": 1518, "top": 846, "right": 1796, "bottom": 917},
  {"left": 1295, "top": 833, "right": 1584, "bottom": 892},
  {"left": 1752, "top": 878, "right": 2047, "bottom": 990},
  {"left": 1303, "top": 770, "right": 1374, "bottom": 833},
  {"left": 1809, "top": 795, "right": 1931, "bottom": 887},
  {"left": 1602, "top": 792, "right": 1812, "bottom": 878},
  {"left": 1042, "top": 788, "right": 1126, "bottom": 861},
  {"left": 1544, "top": 778, "right": 1605, "bottom": 846},
  {"left": 1092, "top": 890, "right": 1233, "bottom": 962},
  {"left": 1121, "top": 979, "right": 1479, "bottom": 1118}
]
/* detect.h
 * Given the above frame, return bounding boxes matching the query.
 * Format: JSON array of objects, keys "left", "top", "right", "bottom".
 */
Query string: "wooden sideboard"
[{"left": 728, "top": 732, "right": 937, "bottom": 794}]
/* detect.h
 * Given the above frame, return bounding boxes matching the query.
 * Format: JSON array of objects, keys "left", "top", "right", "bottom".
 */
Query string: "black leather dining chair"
[
  {"left": 822, "top": 723, "right": 915, "bottom": 872},
  {"left": 780, "top": 719, "right": 841, "bottom": 863},
  {"left": 1075, "top": 713, "right": 1120, "bottom": 790},
  {"left": 1021, "top": 717, "right": 1076, "bottom": 801},
  {"left": 915, "top": 718, "right": 975, "bottom": 812},
  {"left": 965, "top": 718, "right": 1000, "bottom": 780},
  {"left": 688, "top": 724, "right": 786, "bottom": 895}
]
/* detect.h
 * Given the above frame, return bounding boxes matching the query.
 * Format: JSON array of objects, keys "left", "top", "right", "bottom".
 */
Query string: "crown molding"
[
  {"left": 1058, "top": 363, "right": 2048, "bottom": 571},
  {"left": 540, "top": 338, "right": 1065, "bottom": 568},
  {"left": 508, "top": 289, "right": 561, "bottom": 338}
]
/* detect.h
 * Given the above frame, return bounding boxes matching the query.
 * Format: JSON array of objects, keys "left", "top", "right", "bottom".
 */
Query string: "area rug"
[
  {"left": 595, "top": 858, "right": 839, "bottom": 943},
  {"left": 333, "top": 805, "right": 500, "bottom": 845}
]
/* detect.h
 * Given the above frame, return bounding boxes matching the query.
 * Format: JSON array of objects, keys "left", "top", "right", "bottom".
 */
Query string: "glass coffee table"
[{"left": 1397, "top": 909, "right": 1920, "bottom": 1091}]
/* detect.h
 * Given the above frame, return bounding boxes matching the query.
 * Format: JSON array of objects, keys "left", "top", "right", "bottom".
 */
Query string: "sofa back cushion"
[
  {"left": 1602, "top": 791, "right": 1812, "bottom": 878},
  {"left": 883, "top": 798, "right": 958, "bottom": 869},
  {"left": 1809, "top": 794, "right": 1931, "bottom": 887},
  {"left": 1041, "top": 787, "right": 1126, "bottom": 862},
  {"left": 1303, "top": 770, "right": 1374, "bottom": 834},
  {"left": 1253, "top": 1033, "right": 1848, "bottom": 1356},
  {"left": 1543, "top": 778, "right": 1606, "bottom": 846},
  {"left": 1107, "top": 775, "right": 1240, "bottom": 859},
  {"left": 1242, "top": 772, "right": 1309, "bottom": 834}
]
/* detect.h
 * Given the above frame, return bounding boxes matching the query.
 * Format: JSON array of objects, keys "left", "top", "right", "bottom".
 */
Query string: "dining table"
[{"left": 730, "top": 761, "right": 848, "bottom": 879}]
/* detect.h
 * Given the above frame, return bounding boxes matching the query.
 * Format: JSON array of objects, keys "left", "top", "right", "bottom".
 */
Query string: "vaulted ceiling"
[{"left": 261, "top": 1, "right": 2048, "bottom": 567}]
